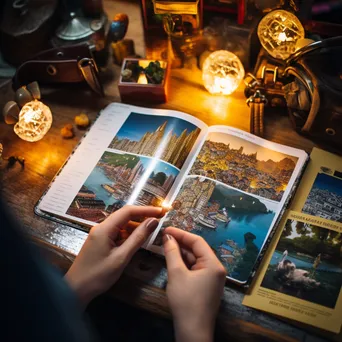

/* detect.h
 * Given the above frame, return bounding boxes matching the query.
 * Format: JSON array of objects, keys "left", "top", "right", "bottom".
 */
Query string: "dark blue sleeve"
[{"left": 1, "top": 200, "right": 96, "bottom": 342}]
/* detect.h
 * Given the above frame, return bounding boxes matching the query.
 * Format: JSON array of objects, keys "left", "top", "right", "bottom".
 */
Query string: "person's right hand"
[{"left": 163, "top": 227, "right": 227, "bottom": 342}]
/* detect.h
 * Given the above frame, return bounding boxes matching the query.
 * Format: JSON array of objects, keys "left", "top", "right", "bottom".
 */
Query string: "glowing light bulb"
[
  {"left": 257, "top": 10, "right": 305, "bottom": 60},
  {"left": 277, "top": 32, "right": 287, "bottom": 42},
  {"left": 23, "top": 108, "right": 36, "bottom": 123},
  {"left": 14, "top": 100, "right": 53, "bottom": 142},
  {"left": 202, "top": 50, "right": 245, "bottom": 95}
]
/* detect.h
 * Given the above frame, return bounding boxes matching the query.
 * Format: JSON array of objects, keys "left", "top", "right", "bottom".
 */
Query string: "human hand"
[
  {"left": 163, "top": 227, "right": 226, "bottom": 342},
  {"left": 65, "top": 205, "right": 165, "bottom": 307}
]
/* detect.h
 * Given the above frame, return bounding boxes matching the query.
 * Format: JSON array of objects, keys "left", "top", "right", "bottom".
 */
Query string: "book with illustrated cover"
[
  {"left": 35, "top": 103, "right": 308, "bottom": 285},
  {"left": 243, "top": 148, "right": 342, "bottom": 333}
]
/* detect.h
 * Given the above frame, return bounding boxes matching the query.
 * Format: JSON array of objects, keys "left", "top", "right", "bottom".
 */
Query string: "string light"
[
  {"left": 257, "top": 10, "right": 305, "bottom": 60},
  {"left": 202, "top": 50, "right": 245, "bottom": 95},
  {"left": 14, "top": 100, "right": 53, "bottom": 142}
]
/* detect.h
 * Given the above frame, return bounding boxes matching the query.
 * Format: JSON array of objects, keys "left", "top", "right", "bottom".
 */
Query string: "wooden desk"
[{"left": 0, "top": 1, "right": 340, "bottom": 341}]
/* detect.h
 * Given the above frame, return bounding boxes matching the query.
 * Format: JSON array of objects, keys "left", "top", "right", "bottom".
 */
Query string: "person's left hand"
[{"left": 65, "top": 205, "right": 164, "bottom": 307}]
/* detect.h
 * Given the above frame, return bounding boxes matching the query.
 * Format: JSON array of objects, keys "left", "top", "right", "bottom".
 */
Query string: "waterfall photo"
[{"left": 261, "top": 218, "right": 342, "bottom": 308}]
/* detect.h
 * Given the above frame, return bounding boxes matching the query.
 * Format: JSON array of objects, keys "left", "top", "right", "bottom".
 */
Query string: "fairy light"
[
  {"left": 202, "top": 50, "right": 245, "bottom": 96},
  {"left": 14, "top": 100, "right": 53, "bottom": 142},
  {"left": 257, "top": 10, "right": 305, "bottom": 60}
]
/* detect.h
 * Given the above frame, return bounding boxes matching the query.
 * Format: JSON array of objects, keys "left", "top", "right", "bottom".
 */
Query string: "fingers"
[
  {"left": 125, "top": 221, "right": 140, "bottom": 234},
  {"left": 164, "top": 227, "right": 216, "bottom": 261},
  {"left": 115, "top": 217, "right": 159, "bottom": 262},
  {"left": 180, "top": 247, "right": 196, "bottom": 269},
  {"left": 163, "top": 233, "right": 187, "bottom": 274},
  {"left": 100, "top": 206, "right": 164, "bottom": 240}
]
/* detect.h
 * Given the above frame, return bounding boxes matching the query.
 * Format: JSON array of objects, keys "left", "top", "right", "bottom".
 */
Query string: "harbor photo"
[
  {"left": 66, "top": 151, "right": 179, "bottom": 223},
  {"left": 158, "top": 176, "right": 276, "bottom": 282},
  {"left": 189, "top": 132, "right": 298, "bottom": 202},
  {"left": 302, "top": 172, "right": 342, "bottom": 223},
  {"left": 108, "top": 112, "right": 201, "bottom": 169},
  {"left": 261, "top": 218, "right": 342, "bottom": 309}
]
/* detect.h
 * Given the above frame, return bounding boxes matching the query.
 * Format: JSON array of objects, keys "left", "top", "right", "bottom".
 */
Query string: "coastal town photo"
[
  {"left": 302, "top": 172, "right": 342, "bottom": 223},
  {"left": 158, "top": 176, "right": 276, "bottom": 282},
  {"left": 261, "top": 219, "right": 342, "bottom": 308},
  {"left": 108, "top": 112, "right": 201, "bottom": 169},
  {"left": 66, "top": 151, "right": 179, "bottom": 224},
  {"left": 189, "top": 132, "right": 298, "bottom": 202}
]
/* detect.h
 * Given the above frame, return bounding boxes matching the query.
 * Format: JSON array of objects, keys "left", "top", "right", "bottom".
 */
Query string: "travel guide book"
[
  {"left": 243, "top": 148, "right": 342, "bottom": 333},
  {"left": 36, "top": 103, "right": 308, "bottom": 285}
]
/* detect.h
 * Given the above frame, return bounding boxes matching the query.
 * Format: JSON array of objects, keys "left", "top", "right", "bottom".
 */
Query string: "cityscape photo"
[
  {"left": 189, "top": 132, "right": 298, "bottom": 202},
  {"left": 262, "top": 219, "right": 342, "bottom": 308},
  {"left": 108, "top": 112, "right": 201, "bottom": 169},
  {"left": 302, "top": 173, "right": 342, "bottom": 223},
  {"left": 66, "top": 151, "right": 179, "bottom": 225},
  {"left": 157, "top": 176, "right": 276, "bottom": 282}
]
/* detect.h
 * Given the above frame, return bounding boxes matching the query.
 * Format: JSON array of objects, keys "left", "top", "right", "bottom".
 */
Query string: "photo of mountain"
[
  {"left": 189, "top": 132, "right": 298, "bottom": 202},
  {"left": 108, "top": 112, "right": 201, "bottom": 169},
  {"left": 66, "top": 151, "right": 179, "bottom": 225},
  {"left": 157, "top": 176, "right": 276, "bottom": 282}
]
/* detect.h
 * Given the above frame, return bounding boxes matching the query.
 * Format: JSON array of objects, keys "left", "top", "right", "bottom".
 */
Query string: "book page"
[
  {"left": 243, "top": 148, "right": 342, "bottom": 333},
  {"left": 147, "top": 126, "right": 308, "bottom": 284},
  {"left": 37, "top": 103, "right": 207, "bottom": 229}
]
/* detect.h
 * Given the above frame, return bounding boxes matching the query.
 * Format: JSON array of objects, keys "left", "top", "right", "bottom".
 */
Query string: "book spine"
[{"left": 243, "top": 154, "right": 310, "bottom": 288}]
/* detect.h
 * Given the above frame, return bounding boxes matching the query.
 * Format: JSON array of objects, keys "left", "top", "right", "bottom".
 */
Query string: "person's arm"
[
  {"left": 65, "top": 205, "right": 163, "bottom": 307},
  {"left": 163, "top": 227, "right": 227, "bottom": 342}
]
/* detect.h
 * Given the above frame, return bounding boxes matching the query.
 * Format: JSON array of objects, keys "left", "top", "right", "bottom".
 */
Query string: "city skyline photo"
[
  {"left": 207, "top": 132, "right": 298, "bottom": 163},
  {"left": 66, "top": 151, "right": 179, "bottom": 224},
  {"left": 302, "top": 172, "right": 342, "bottom": 223},
  {"left": 108, "top": 112, "right": 201, "bottom": 169},
  {"left": 190, "top": 132, "right": 298, "bottom": 202}
]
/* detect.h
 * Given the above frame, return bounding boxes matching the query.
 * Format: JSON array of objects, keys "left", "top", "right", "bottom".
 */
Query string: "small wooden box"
[{"left": 118, "top": 58, "right": 170, "bottom": 103}]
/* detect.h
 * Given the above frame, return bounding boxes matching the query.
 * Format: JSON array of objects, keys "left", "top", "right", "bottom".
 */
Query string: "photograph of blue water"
[{"left": 160, "top": 177, "right": 277, "bottom": 282}]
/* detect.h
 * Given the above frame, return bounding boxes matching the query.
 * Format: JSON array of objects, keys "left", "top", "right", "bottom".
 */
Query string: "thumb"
[{"left": 163, "top": 233, "right": 186, "bottom": 274}]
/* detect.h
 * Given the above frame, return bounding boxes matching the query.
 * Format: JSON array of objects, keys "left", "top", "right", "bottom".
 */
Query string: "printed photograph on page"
[
  {"left": 302, "top": 171, "right": 342, "bottom": 224},
  {"left": 261, "top": 217, "right": 342, "bottom": 309},
  {"left": 107, "top": 112, "right": 201, "bottom": 169},
  {"left": 189, "top": 132, "right": 299, "bottom": 202},
  {"left": 66, "top": 151, "right": 179, "bottom": 223},
  {"left": 153, "top": 175, "right": 277, "bottom": 282}
]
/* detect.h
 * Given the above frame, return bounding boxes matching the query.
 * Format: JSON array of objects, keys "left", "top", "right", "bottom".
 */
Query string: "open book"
[{"left": 36, "top": 103, "right": 308, "bottom": 285}]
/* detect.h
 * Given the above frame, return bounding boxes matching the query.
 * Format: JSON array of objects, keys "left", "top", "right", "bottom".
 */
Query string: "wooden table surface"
[{"left": 0, "top": 1, "right": 340, "bottom": 341}]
